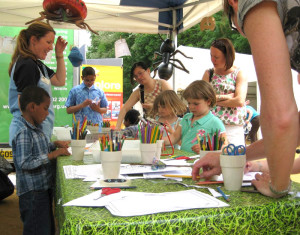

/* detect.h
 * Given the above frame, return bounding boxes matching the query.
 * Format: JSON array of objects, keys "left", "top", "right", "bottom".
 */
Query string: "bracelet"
[
  {"left": 269, "top": 180, "right": 291, "bottom": 197},
  {"left": 218, "top": 95, "right": 221, "bottom": 100},
  {"left": 56, "top": 55, "right": 64, "bottom": 59}
]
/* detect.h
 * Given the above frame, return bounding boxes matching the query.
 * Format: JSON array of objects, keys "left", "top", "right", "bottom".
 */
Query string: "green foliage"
[{"left": 86, "top": 11, "right": 251, "bottom": 102}]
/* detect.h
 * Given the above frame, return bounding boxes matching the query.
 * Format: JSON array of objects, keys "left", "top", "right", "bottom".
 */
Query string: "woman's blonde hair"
[
  {"left": 150, "top": 90, "right": 187, "bottom": 117},
  {"left": 182, "top": 80, "right": 216, "bottom": 108},
  {"left": 8, "top": 21, "right": 55, "bottom": 76}
]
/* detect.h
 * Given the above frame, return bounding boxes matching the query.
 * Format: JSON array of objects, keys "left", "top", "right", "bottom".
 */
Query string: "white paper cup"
[
  {"left": 87, "top": 125, "right": 99, "bottom": 134},
  {"left": 220, "top": 154, "right": 246, "bottom": 191},
  {"left": 140, "top": 143, "right": 158, "bottom": 164},
  {"left": 71, "top": 139, "right": 86, "bottom": 161},
  {"left": 100, "top": 151, "right": 122, "bottom": 179},
  {"left": 155, "top": 140, "right": 164, "bottom": 160}
]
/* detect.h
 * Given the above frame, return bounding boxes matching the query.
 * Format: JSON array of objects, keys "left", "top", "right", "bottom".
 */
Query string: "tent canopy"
[{"left": 0, "top": 0, "right": 222, "bottom": 34}]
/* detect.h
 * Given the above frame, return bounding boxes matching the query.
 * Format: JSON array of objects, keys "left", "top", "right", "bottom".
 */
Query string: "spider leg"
[
  {"left": 25, "top": 12, "right": 47, "bottom": 25},
  {"left": 171, "top": 50, "right": 193, "bottom": 59},
  {"left": 169, "top": 59, "right": 190, "bottom": 73},
  {"left": 153, "top": 52, "right": 162, "bottom": 60},
  {"left": 152, "top": 66, "right": 159, "bottom": 78},
  {"left": 153, "top": 60, "right": 162, "bottom": 67},
  {"left": 169, "top": 61, "right": 190, "bottom": 74}
]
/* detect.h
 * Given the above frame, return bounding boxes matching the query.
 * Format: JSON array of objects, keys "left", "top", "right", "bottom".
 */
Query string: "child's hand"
[
  {"left": 82, "top": 99, "right": 92, "bottom": 107},
  {"left": 164, "top": 121, "right": 174, "bottom": 134},
  {"left": 57, "top": 148, "right": 71, "bottom": 156},
  {"left": 191, "top": 144, "right": 200, "bottom": 154},
  {"left": 54, "top": 140, "right": 70, "bottom": 148},
  {"left": 48, "top": 148, "right": 70, "bottom": 160},
  {"left": 89, "top": 103, "right": 99, "bottom": 111}
]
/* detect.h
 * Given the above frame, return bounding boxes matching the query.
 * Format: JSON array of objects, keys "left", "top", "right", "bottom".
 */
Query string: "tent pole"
[{"left": 172, "top": 8, "right": 177, "bottom": 91}]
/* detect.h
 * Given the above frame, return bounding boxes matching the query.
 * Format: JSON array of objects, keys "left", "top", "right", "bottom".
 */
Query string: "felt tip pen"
[{"left": 216, "top": 186, "right": 230, "bottom": 202}]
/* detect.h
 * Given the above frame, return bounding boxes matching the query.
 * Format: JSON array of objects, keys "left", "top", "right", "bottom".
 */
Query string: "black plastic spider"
[{"left": 152, "top": 34, "right": 193, "bottom": 80}]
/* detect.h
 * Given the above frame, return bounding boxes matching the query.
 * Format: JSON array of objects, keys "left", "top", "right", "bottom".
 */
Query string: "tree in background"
[{"left": 87, "top": 11, "right": 250, "bottom": 102}]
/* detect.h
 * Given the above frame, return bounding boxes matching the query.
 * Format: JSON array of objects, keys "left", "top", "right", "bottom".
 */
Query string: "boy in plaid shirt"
[{"left": 11, "top": 86, "right": 70, "bottom": 235}]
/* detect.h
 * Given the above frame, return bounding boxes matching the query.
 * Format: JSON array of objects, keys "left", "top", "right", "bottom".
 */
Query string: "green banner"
[{"left": 0, "top": 26, "right": 73, "bottom": 143}]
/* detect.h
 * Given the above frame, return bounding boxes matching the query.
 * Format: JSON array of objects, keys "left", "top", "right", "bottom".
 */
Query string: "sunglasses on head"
[{"left": 228, "top": 6, "right": 238, "bottom": 32}]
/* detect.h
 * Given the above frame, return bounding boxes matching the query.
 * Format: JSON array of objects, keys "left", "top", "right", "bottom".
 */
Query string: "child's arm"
[
  {"left": 54, "top": 140, "right": 70, "bottom": 148},
  {"left": 48, "top": 148, "right": 70, "bottom": 160},
  {"left": 245, "top": 108, "right": 253, "bottom": 124},
  {"left": 90, "top": 92, "right": 109, "bottom": 114},
  {"left": 162, "top": 125, "right": 182, "bottom": 146},
  {"left": 89, "top": 103, "right": 108, "bottom": 114},
  {"left": 66, "top": 99, "right": 92, "bottom": 114}
]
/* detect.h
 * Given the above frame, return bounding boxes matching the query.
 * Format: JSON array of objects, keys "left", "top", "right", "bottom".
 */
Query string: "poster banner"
[
  {"left": 0, "top": 26, "right": 73, "bottom": 147},
  {"left": 81, "top": 64, "right": 123, "bottom": 129}
]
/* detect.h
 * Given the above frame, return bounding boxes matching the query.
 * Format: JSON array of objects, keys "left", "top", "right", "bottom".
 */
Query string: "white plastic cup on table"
[
  {"left": 100, "top": 151, "right": 122, "bottom": 179},
  {"left": 155, "top": 140, "right": 164, "bottom": 160},
  {"left": 220, "top": 154, "right": 246, "bottom": 191},
  {"left": 140, "top": 143, "right": 158, "bottom": 164},
  {"left": 87, "top": 125, "right": 99, "bottom": 134},
  {"left": 71, "top": 139, "right": 86, "bottom": 161}
]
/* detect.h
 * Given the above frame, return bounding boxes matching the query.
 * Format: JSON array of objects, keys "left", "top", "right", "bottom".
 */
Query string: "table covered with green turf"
[{"left": 55, "top": 150, "right": 300, "bottom": 234}]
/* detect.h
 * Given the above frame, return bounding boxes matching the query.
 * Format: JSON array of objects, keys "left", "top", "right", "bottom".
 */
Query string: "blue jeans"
[{"left": 19, "top": 189, "right": 55, "bottom": 235}]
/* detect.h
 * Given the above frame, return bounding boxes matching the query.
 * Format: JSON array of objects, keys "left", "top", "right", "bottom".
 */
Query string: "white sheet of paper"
[
  {"left": 63, "top": 164, "right": 102, "bottom": 179},
  {"left": 120, "top": 165, "right": 187, "bottom": 175},
  {"left": 105, "top": 189, "right": 229, "bottom": 216},
  {"left": 160, "top": 159, "right": 193, "bottom": 166},
  {"left": 63, "top": 189, "right": 229, "bottom": 217}
]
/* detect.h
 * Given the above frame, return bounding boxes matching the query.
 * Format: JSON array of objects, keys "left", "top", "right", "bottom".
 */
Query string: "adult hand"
[
  {"left": 192, "top": 152, "right": 221, "bottom": 181},
  {"left": 55, "top": 36, "right": 68, "bottom": 56},
  {"left": 251, "top": 173, "right": 285, "bottom": 198},
  {"left": 142, "top": 103, "right": 153, "bottom": 111}
]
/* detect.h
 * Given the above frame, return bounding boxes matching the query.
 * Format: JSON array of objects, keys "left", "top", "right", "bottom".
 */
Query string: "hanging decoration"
[
  {"left": 200, "top": 16, "right": 216, "bottom": 31},
  {"left": 114, "top": 38, "right": 131, "bottom": 58},
  {"left": 152, "top": 34, "right": 193, "bottom": 80},
  {"left": 25, "top": 0, "right": 99, "bottom": 35}
]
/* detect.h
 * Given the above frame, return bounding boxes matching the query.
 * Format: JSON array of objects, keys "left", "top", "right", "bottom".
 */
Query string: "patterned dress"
[
  {"left": 210, "top": 68, "right": 246, "bottom": 126},
  {"left": 142, "top": 79, "right": 163, "bottom": 116}
]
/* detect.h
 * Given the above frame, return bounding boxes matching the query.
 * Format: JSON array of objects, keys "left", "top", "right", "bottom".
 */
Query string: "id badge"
[{"left": 41, "top": 76, "right": 50, "bottom": 85}]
